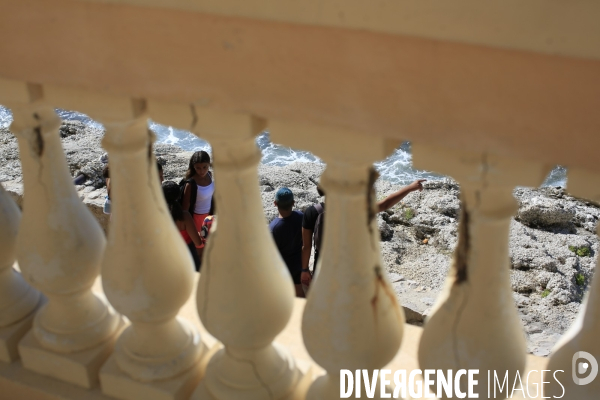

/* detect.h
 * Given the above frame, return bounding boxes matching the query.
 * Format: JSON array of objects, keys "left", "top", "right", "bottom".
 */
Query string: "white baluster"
[
  {"left": 545, "top": 168, "right": 600, "bottom": 398},
  {"left": 414, "top": 144, "right": 550, "bottom": 397},
  {"left": 192, "top": 110, "right": 303, "bottom": 399},
  {"left": 10, "top": 103, "right": 121, "bottom": 388},
  {"left": 0, "top": 183, "right": 42, "bottom": 363},
  {"left": 99, "top": 117, "right": 207, "bottom": 400},
  {"left": 269, "top": 122, "right": 404, "bottom": 399}
]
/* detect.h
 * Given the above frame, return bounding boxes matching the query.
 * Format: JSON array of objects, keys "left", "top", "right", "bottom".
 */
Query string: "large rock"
[
  {"left": 514, "top": 187, "right": 600, "bottom": 233},
  {"left": 0, "top": 126, "right": 22, "bottom": 183},
  {"left": 516, "top": 200, "right": 576, "bottom": 231},
  {"left": 59, "top": 121, "right": 107, "bottom": 187},
  {"left": 378, "top": 216, "right": 394, "bottom": 241}
]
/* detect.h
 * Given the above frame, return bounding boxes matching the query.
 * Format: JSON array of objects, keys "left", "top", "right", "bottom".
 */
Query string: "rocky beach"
[{"left": 1, "top": 119, "right": 598, "bottom": 358}]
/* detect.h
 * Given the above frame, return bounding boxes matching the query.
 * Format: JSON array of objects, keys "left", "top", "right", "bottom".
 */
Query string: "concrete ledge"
[
  {"left": 0, "top": 309, "right": 37, "bottom": 363},
  {"left": 18, "top": 318, "right": 125, "bottom": 389},
  {"left": 0, "top": 274, "right": 550, "bottom": 399},
  {"left": 100, "top": 355, "right": 204, "bottom": 400}
]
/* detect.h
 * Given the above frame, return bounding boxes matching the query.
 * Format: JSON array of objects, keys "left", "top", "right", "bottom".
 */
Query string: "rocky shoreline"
[{"left": 1, "top": 120, "right": 598, "bottom": 357}]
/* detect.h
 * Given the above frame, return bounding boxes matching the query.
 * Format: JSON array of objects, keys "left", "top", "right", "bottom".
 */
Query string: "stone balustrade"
[
  {"left": 1, "top": 0, "right": 600, "bottom": 391},
  {"left": 9, "top": 103, "right": 121, "bottom": 389},
  {"left": 270, "top": 122, "right": 405, "bottom": 399},
  {"left": 192, "top": 109, "right": 303, "bottom": 399},
  {"left": 544, "top": 169, "right": 600, "bottom": 398},
  {"left": 0, "top": 169, "right": 42, "bottom": 363},
  {"left": 99, "top": 116, "right": 207, "bottom": 399},
  {"left": 0, "top": 91, "right": 597, "bottom": 400},
  {"left": 412, "top": 145, "right": 552, "bottom": 398}
]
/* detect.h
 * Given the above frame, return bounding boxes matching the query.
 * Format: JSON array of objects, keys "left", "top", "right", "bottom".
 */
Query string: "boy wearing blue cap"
[{"left": 269, "top": 187, "right": 305, "bottom": 297}]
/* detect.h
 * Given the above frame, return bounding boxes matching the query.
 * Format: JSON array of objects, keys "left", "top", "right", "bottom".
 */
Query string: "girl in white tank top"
[
  {"left": 182, "top": 151, "right": 215, "bottom": 265},
  {"left": 194, "top": 176, "right": 214, "bottom": 214}
]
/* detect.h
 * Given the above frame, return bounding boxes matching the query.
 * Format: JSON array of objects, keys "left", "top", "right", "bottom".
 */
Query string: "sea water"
[{"left": 0, "top": 106, "right": 566, "bottom": 187}]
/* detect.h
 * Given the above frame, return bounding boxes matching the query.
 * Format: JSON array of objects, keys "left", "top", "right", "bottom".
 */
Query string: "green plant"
[
  {"left": 403, "top": 207, "right": 415, "bottom": 220},
  {"left": 568, "top": 245, "right": 591, "bottom": 257},
  {"left": 541, "top": 289, "right": 551, "bottom": 298},
  {"left": 578, "top": 247, "right": 591, "bottom": 257},
  {"left": 575, "top": 273, "right": 586, "bottom": 287}
]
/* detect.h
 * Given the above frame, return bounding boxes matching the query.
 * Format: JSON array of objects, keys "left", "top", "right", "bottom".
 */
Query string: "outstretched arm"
[{"left": 377, "top": 179, "right": 426, "bottom": 212}]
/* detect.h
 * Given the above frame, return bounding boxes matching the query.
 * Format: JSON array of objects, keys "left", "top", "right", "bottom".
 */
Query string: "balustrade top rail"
[{"left": 1, "top": 0, "right": 600, "bottom": 172}]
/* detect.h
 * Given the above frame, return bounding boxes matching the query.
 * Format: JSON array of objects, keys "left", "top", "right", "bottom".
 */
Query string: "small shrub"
[
  {"left": 541, "top": 289, "right": 551, "bottom": 298},
  {"left": 578, "top": 247, "right": 591, "bottom": 257},
  {"left": 403, "top": 207, "right": 415, "bottom": 220},
  {"left": 576, "top": 273, "right": 586, "bottom": 287},
  {"left": 569, "top": 245, "right": 591, "bottom": 257}
]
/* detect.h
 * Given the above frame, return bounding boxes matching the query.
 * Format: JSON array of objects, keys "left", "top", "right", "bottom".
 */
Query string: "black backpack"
[
  {"left": 178, "top": 178, "right": 197, "bottom": 214},
  {"left": 313, "top": 203, "right": 325, "bottom": 252},
  {"left": 178, "top": 172, "right": 215, "bottom": 215}
]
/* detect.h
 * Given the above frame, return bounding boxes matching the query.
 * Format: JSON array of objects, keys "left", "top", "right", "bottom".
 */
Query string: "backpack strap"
[
  {"left": 207, "top": 171, "right": 215, "bottom": 215},
  {"left": 314, "top": 203, "right": 324, "bottom": 215},
  {"left": 186, "top": 178, "right": 198, "bottom": 214},
  {"left": 312, "top": 203, "right": 325, "bottom": 252},
  {"left": 208, "top": 194, "right": 215, "bottom": 215}
]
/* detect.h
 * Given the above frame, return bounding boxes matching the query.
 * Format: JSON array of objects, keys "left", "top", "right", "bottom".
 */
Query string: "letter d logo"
[{"left": 572, "top": 351, "right": 598, "bottom": 385}]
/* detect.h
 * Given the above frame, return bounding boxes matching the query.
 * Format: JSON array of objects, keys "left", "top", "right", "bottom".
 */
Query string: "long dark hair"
[
  {"left": 162, "top": 181, "right": 184, "bottom": 221},
  {"left": 185, "top": 151, "right": 211, "bottom": 180}
]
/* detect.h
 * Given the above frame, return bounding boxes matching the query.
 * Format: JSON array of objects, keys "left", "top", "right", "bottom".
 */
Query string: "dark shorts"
[
  {"left": 187, "top": 241, "right": 201, "bottom": 272},
  {"left": 290, "top": 268, "right": 301, "bottom": 285}
]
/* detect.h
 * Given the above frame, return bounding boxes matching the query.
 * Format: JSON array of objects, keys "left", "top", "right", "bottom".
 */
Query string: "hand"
[
  {"left": 408, "top": 179, "right": 426, "bottom": 192},
  {"left": 301, "top": 271, "right": 312, "bottom": 286}
]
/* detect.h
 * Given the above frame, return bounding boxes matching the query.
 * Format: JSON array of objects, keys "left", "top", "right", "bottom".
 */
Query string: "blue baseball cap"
[{"left": 275, "top": 187, "right": 294, "bottom": 205}]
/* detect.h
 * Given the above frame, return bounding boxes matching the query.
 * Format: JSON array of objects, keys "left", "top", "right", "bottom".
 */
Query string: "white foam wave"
[
  {"left": 0, "top": 106, "right": 12, "bottom": 128},
  {"left": 257, "top": 132, "right": 322, "bottom": 166},
  {"left": 0, "top": 106, "right": 567, "bottom": 187}
]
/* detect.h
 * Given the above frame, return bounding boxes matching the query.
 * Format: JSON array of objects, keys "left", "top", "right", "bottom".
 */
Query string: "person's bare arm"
[
  {"left": 182, "top": 183, "right": 192, "bottom": 212},
  {"left": 183, "top": 211, "right": 203, "bottom": 247},
  {"left": 377, "top": 179, "right": 426, "bottom": 212},
  {"left": 301, "top": 228, "right": 313, "bottom": 286},
  {"left": 105, "top": 177, "right": 111, "bottom": 198}
]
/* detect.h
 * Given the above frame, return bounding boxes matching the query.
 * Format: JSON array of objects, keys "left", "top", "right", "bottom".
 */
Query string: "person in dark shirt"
[
  {"left": 269, "top": 187, "right": 305, "bottom": 297},
  {"left": 300, "top": 186, "right": 326, "bottom": 288},
  {"left": 301, "top": 179, "right": 427, "bottom": 287}
]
